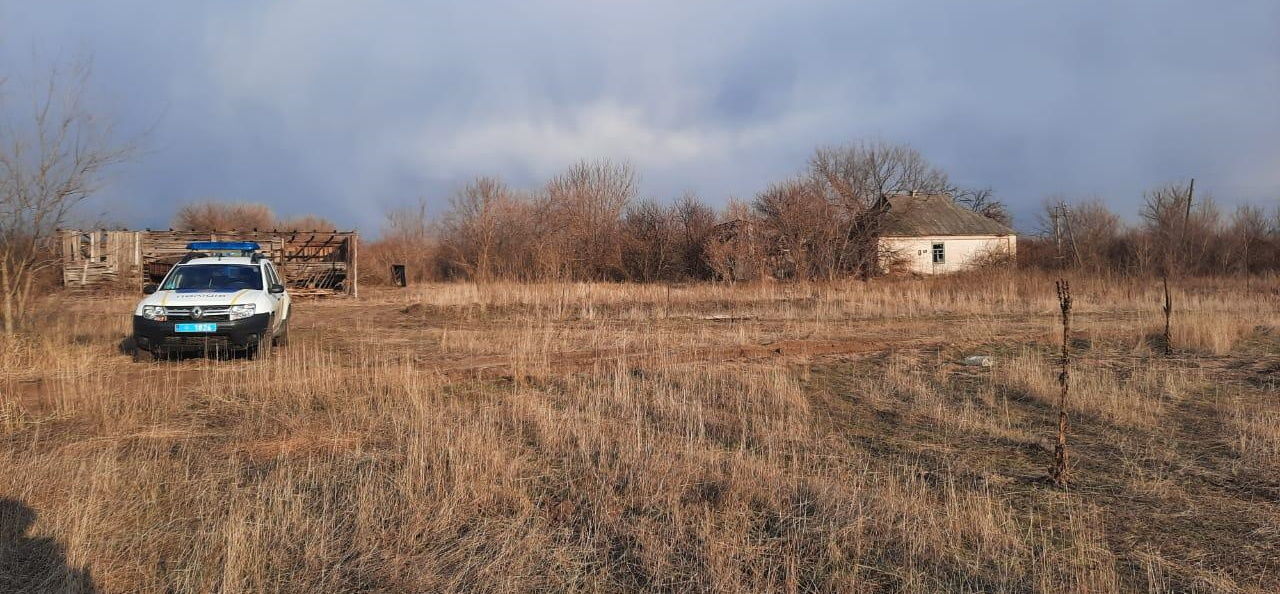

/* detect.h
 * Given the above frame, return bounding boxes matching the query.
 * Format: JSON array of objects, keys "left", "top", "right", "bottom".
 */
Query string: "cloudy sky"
[{"left": 3, "top": 1, "right": 1278, "bottom": 232}]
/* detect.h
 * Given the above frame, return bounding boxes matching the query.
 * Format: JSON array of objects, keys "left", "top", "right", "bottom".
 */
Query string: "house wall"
[{"left": 880, "top": 235, "right": 1016, "bottom": 274}]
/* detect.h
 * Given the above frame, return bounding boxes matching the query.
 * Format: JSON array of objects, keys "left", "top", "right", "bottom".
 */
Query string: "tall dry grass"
[{"left": 2, "top": 273, "right": 1277, "bottom": 592}]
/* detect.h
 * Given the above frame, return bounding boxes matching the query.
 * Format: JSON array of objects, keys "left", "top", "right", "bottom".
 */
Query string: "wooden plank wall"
[
  {"left": 61, "top": 231, "right": 143, "bottom": 289},
  {"left": 61, "top": 230, "right": 358, "bottom": 296}
]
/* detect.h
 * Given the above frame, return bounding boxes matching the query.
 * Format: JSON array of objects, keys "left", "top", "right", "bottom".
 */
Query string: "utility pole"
[
  {"left": 1061, "top": 205, "right": 1084, "bottom": 269},
  {"left": 1051, "top": 204, "right": 1064, "bottom": 264}
]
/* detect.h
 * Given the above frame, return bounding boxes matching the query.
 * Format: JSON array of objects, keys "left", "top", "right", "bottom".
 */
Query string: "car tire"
[
  {"left": 273, "top": 317, "right": 289, "bottom": 347},
  {"left": 251, "top": 333, "right": 273, "bottom": 360},
  {"left": 132, "top": 342, "right": 154, "bottom": 363}
]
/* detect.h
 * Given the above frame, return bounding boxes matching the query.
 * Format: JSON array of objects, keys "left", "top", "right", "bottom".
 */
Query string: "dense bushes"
[
  {"left": 1019, "top": 183, "right": 1280, "bottom": 276},
  {"left": 361, "top": 154, "right": 1280, "bottom": 285},
  {"left": 365, "top": 143, "right": 1016, "bottom": 284},
  {"left": 173, "top": 202, "right": 337, "bottom": 233}
]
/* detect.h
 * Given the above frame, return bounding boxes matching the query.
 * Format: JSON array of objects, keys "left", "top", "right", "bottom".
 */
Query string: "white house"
[{"left": 879, "top": 193, "right": 1016, "bottom": 274}]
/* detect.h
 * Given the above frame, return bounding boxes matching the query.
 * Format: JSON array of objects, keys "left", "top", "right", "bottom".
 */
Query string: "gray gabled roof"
[{"left": 880, "top": 194, "right": 1015, "bottom": 237}]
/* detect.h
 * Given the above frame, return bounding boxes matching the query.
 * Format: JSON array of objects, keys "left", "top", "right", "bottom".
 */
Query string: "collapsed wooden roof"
[{"left": 61, "top": 229, "right": 359, "bottom": 297}]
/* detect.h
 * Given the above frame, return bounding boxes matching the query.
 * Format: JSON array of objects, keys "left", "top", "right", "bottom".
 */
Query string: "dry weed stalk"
[{"left": 1051, "top": 279, "right": 1072, "bottom": 488}]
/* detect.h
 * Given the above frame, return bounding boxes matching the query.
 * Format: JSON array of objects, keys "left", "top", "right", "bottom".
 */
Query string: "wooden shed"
[{"left": 61, "top": 229, "right": 359, "bottom": 297}]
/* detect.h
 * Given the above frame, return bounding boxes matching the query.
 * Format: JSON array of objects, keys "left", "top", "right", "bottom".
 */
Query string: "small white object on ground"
[{"left": 962, "top": 355, "right": 994, "bottom": 367}]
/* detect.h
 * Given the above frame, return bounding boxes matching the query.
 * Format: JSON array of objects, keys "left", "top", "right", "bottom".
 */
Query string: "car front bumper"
[{"left": 133, "top": 313, "right": 271, "bottom": 352}]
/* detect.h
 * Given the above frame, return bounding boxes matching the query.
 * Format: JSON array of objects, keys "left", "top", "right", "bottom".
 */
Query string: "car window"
[
  {"left": 266, "top": 263, "right": 282, "bottom": 286},
  {"left": 160, "top": 264, "right": 264, "bottom": 291}
]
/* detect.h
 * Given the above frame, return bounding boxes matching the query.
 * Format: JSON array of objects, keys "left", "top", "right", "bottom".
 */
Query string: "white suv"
[{"left": 132, "top": 241, "right": 292, "bottom": 361}]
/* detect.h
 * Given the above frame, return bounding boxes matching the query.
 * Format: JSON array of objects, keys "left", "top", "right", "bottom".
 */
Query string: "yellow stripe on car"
[{"left": 230, "top": 289, "right": 248, "bottom": 304}]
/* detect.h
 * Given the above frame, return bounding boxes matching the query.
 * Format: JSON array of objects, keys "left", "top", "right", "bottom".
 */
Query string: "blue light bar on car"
[{"left": 186, "top": 241, "right": 260, "bottom": 251}]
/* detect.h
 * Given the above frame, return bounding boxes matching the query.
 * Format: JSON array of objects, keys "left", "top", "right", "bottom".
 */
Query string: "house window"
[{"left": 931, "top": 242, "right": 945, "bottom": 264}]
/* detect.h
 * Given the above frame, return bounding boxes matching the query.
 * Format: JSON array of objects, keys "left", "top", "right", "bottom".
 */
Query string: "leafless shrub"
[
  {"left": 671, "top": 193, "right": 717, "bottom": 280},
  {"left": 277, "top": 214, "right": 338, "bottom": 232},
  {"left": 753, "top": 178, "right": 838, "bottom": 280},
  {"left": 437, "top": 177, "right": 538, "bottom": 281},
  {"left": 621, "top": 200, "right": 680, "bottom": 282},
  {"left": 967, "top": 244, "right": 1017, "bottom": 270},
  {"left": 173, "top": 202, "right": 276, "bottom": 231}
]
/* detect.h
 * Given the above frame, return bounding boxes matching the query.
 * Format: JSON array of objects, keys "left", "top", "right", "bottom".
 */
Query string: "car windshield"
[{"left": 161, "top": 264, "right": 262, "bottom": 291}]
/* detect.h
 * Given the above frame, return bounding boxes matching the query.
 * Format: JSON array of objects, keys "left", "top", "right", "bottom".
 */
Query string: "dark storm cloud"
[{"left": 2, "top": 0, "right": 1277, "bottom": 232}]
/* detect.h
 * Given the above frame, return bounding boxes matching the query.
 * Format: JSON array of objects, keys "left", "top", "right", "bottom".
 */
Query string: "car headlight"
[
  {"left": 142, "top": 305, "right": 167, "bottom": 321},
  {"left": 228, "top": 304, "right": 256, "bottom": 321}
]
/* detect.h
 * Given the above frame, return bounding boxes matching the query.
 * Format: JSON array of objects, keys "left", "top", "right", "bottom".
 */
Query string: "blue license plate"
[{"left": 175, "top": 323, "right": 218, "bottom": 333}]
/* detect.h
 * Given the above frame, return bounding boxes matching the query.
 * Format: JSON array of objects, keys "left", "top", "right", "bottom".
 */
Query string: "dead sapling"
[
  {"left": 1161, "top": 178, "right": 1194, "bottom": 355},
  {"left": 1051, "top": 279, "right": 1073, "bottom": 488}
]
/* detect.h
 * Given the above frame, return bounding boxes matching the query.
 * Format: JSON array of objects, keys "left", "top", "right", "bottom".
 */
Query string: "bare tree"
[
  {"left": 809, "top": 141, "right": 954, "bottom": 207},
  {"left": 1227, "top": 205, "right": 1268, "bottom": 276},
  {"left": 542, "top": 160, "right": 636, "bottom": 280},
  {"left": 0, "top": 61, "right": 132, "bottom": 335},
  {"left": 173, "top": 202, "right": 276, "bottom": 231},
  {"left": 955, "top": 186, "right": 1012, "bottom": 227},
  {"left": 1142, "top": 180, "right": 1195, "bottom": 353},
  {"left": 754, "top": 140, "right": 955, "bottom": 280},
  {"left": 439, "top": 177, "right": 519, "bottom": 281},
  {"left": 1139, "top": 181, "right": 1230, "bottom": 276},
  {"left": 1066, "top": 200, "right": 1121, "bottom": 273}
]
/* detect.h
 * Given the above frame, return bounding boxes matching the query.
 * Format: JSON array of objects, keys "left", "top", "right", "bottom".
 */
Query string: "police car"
[{"left": 132, "top": 241, "right": 291, "bottom": 361}]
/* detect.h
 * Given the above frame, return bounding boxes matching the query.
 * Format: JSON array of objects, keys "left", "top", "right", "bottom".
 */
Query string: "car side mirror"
[
  {"left": 142, "top": 284, "right": 158, "bottom": 295},
  {"left": 269, "top": 284, "right": 286, "bottom": 294}
]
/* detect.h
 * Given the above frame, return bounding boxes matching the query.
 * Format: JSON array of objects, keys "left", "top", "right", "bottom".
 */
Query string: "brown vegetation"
[
  {"left": 2, "top": 273, "right": 1278, "bottom": 592},
  {"left": 172, "top": 202, "right": 276, "bottom": 231},
  {"left": 360, "top": 159, "right": 1276, "bottom": 287},
  {"left": 172, "top": 202, "right": 336, "bottom": 233},
  {"left": 1023, "top": 183, "right": 1280, "bottom": 276},
  {"left": 362, "top": 143, "right": 1021, "bottom": 285}
]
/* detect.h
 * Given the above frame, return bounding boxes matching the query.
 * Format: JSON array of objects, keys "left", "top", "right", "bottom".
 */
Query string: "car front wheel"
[
  {"left": 250, "top": 333, "right": 273, "bottom": 360},
  {"left": 132, "top": 342, "right": 154, "bottom": 363},
  {"left": 273, "top": 317, "right": 289, "bottom": 347}
]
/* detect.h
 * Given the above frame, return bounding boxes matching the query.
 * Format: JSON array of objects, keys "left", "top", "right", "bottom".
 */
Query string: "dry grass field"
[{"left": 2, "top": 272, "right": 1278, "bottom": 592}]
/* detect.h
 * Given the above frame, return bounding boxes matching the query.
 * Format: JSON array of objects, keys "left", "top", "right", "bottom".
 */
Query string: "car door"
[
  {"left": 261, "top": 262, "right": 282, "bottom": 332},
  {"left": 267, "top": 262, "right": 290, "bottom": 327}
]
